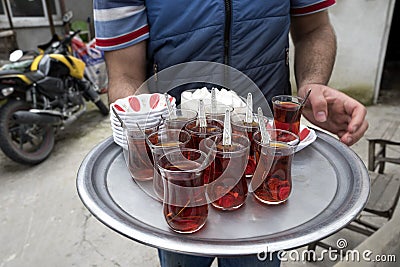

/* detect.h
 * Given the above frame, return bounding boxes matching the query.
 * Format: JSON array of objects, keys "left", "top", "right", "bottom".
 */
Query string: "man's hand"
[
  {"left": 290, "top": 11, "right": 368, "bottom": 145},
  {"left": 298, "top": 84, "right": 369, "bottom": 146}
]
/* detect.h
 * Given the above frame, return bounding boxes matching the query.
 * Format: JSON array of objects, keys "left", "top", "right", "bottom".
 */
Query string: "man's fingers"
[
  {"left": 337, "top": 130, "right": 346, "bottom": 138},
  {"left": 345, "top": 99, "right": 368, "bottom": 134},
  {"left": 307, "top": 89, "right": 328, "bottom": 122},
  {"left": 340, "top": 120, "right": 369, "bottom": 146}
]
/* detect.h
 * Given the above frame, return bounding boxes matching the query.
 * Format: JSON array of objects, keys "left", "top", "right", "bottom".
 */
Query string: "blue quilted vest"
[{"left": 145, "top": 0, "right": 292, "bottom": 102}]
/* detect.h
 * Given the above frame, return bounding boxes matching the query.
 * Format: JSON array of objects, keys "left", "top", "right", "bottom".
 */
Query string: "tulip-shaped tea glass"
[
  {"left": 272, "top": 95, "right": 304, "bottom": 136},
  {"left": 203, "top": 133, "right": 250, "bottom": 210},
  {"left": 158, "top": 148, "right": 209, "bottom": 234},
  {"left": 147, "top": 129, "right": 192, "bottom": 201},
  {"left": 204, "top": 104, "right": 234, "bottom": 121},
  {"left": 184, "top": 118, "right": 223, "bottom": 150},
  {"left": 161, "top": 108, "right": 198, "bottom": 130},
  {"left": 124, "top": 123, "right": 160, "bottom": 181},
  {"left": 251, "top": 129, "right": 299, "bottom": 204},
  {"left": 231, "top": 113, "right": 271, "bottom": 178}
]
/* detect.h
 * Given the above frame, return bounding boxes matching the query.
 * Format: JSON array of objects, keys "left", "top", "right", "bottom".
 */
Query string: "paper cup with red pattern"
[
  {"left": 111, "top": 93, "right": 176, "bottom": 116},
  {"left": 110, "top": 93, "right": 175, "bottom": 147}
]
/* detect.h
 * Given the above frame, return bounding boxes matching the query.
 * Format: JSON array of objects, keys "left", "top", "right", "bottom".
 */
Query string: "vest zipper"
[
  {"left": 153, "top": 63, "right": 158, "bottom": 81},
  {"left": 224, "top": 0, "right": 232, "bottom": 65}
]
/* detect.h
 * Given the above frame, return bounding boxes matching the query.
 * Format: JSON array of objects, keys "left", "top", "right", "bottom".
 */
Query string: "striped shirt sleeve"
[
  {"left": 291, "top": 0, "right": 336, "bottom": 16},
  {"left": 94, "top": 0, "right": 149, "bottom": 51}
]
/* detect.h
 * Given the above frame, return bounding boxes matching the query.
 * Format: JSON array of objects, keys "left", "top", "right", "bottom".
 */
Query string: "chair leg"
[
  {"left": 308, "top": 242, "right": 317, "bottom": 251},
  {"left": 378, "top": 144, "right": 386, "bottom": 174},
  {"left": 306, "top": 242, "right": 318, "bottom": 262},
  {"left": 368, "top": 141, "right": 376, "bottom": 171},
  {"left": 346, "top": 223, "right": 375, "bottom": 236}
]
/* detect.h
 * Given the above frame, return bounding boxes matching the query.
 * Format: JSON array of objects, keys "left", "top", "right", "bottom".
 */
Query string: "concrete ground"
[{"left": 1, "top": 92, "right": 399, "bottom": 267}]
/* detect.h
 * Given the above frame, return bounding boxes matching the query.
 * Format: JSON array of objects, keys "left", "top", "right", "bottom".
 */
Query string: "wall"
[
  {"left": 11, "top": 0, "right": 94, "bottom": 52},
  {"left": 290, "top": 0, "right": 396, "bottom": 105}
]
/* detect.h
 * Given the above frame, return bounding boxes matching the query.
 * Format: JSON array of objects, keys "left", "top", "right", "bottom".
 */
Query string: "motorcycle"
[{"left": 0, "top": 30, "right": 109, "bottom": 165}]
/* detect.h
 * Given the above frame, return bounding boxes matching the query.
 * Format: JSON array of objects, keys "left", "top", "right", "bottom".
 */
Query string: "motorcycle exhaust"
[
  {"left": 63, "top": 105, "right": 86, "bottom": 127},
  {"left": 13, "top": 111, "right": 62, "bottom": 125}
]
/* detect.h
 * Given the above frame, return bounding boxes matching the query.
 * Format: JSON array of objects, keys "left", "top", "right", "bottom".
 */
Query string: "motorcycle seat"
[
  {"left": 0, "top": 70, "right": 45, "bottom": 83},
  {"left": 0, "top": 69, "right": 24, "bottom": 75},
  {"left": 25, "top": 71, "right": 46, "bottom": 82}
]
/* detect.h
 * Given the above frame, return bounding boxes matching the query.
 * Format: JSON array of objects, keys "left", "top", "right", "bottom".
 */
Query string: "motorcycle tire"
[
  {"left": 0, "top": 99, "right": 55, "bottom": 165},
  {"left": 80, "top": 76, "right": 109, "bottom": 116}
]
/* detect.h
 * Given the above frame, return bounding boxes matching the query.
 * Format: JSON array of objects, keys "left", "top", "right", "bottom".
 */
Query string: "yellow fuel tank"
[{"left": 31, "top": 54, "right": 85, "bottom": 80}]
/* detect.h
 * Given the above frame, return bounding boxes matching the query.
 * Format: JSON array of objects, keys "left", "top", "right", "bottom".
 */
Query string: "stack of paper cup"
[{"left": 110, "top": 93, "right": 176, "bottom": 149}]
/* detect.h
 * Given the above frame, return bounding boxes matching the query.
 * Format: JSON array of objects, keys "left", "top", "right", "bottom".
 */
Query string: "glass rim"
[
  {"left": 204, "top": 133, "right": 250, "bottom": 155},
  {"left": 231, "top": 113, "right": 272, "bottom": 128},
  {"left": 157, "top": 148, "right": 208, "bottom": 173},
  {"left": 146, "top": 129, "right": 192, "bottom": 148},
  {"left": 253, "top": 129, "right": 300, "bottom": 147},
  {"left": 271, "top": 95, "right": 304, "bottom": 105},
  {"left": 184, "top": 118, "right": 224, "bottom": 135},
  {"left": 123, "top": 120, "right": 161, "bottom": 131},
  {"left": 161, "top": 108, "right": 198, "bottom": 120},
  {"left": 123, "top": 122, "right": 160, "bottom": 139}
]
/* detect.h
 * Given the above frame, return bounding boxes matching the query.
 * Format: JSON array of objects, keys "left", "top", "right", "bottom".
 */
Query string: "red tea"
[
  {"left": 150, "top": 141, "right": 186, "bottom": 200},
  {"left": 205, "top": 143, "right": 248, "bottom": 210},
  {"left": 273, "top": 101, "right": 301, "bottom": 135},
  {"left": 231, "top": 120, "right": 260, "bottom": 178},
  {"left": 162, "top": 109, "right": 198, "bottom": 130},
  {"left": 147, "top": 130, "right": 192, "bottom": 201},
  {"left": 184, "top": 119, "right": 223, "bottom": 149},
  {"left": 253, "top": 142, "right": 293, "bottom": 204},
  {"left": 126, "top": 125, "right": 159, "bottom": 181},
  {"left": 127, "top": 138, "right": 154, "bottom": 180},
  {"left": 161, "top": 156, "right": 208, "bottom": 233}
]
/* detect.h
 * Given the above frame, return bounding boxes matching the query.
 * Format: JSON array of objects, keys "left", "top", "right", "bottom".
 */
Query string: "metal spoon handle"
[
  {"left": 198, "top": 99, "right": 207, "bottom": 128},
  {"left": 257, "top": 107, "right": 270, "bottom": 144},
  {"left": 223, "top": 108, "right": 232, "bottom": 146},
  {"left": 164, "top": 93, "right": 176, "bottom": 119},
  {"left": 245, "top": 93, "right": 253, "bottom": 123},
  {"left": 211, "top": 88, "right": 217, "bottom": 115},
  {"left": 291, "top": 89, "right": 312, "bottom": 124},
  {"left": 112, "top": 106, "right": 125, "bottom": 129}
]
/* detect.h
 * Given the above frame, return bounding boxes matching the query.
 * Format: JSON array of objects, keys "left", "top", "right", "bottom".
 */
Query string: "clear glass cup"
[
  {"left": 161, "top": 109, "right": 198, "bottom": 130},
  {"left": 204, "top": 104, "right": 234, "bottom": 121},
  {"left": 158, "top": 148, "right": 209, "bottom": 234},
  {"left": 124, "top": 122, "right": 160, "bottom": 181},
  {"left": 272, "top": 95, "right": 304, "bottom": 136},
  {"left": 147, "top": 129, "right": 192, "bottom": 201},
  {"left": 251, "top": 129, "right": 299, "bottom": 204},
  {"left": 203, "top": 133, "right": 250, "bottom": 210},
  {"left": 231, "top": 113, "right": 272, "bottom": 178},
  {"left": 184, "top": 118, "right": 223, "bottom": 150}
]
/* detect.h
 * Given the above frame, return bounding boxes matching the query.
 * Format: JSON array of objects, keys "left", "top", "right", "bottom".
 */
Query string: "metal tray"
[{"left": 76, "top": 131, "right": 370, "bottom": 256}]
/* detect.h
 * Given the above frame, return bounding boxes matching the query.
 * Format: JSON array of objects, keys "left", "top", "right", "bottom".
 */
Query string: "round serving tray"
[{"left": 76, "top": 131, "right": 370, "bottom": 256}]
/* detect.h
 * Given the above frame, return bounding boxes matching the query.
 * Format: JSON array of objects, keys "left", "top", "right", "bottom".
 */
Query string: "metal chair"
[
  {"left": 307, "top": 171, "right": 400, "bottom": 258},
  {"left": 306, "top": 120, "right": 400, "bottom": 259},
  {"left": 367, "top": 120, "right": 400, "bottom": 173},
  {"left": 347, "top": 171, "right": 400, "bottom": 235}
]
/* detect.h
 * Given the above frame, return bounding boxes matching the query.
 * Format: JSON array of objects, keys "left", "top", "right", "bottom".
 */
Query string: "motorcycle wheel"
[{"left": 0, "top": 99, "right": 55, "bottom": 165}]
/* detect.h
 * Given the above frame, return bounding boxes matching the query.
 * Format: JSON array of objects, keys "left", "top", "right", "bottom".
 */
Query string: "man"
[{"left": 94, "top": 0, "right": 368, "bottom": 266}]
